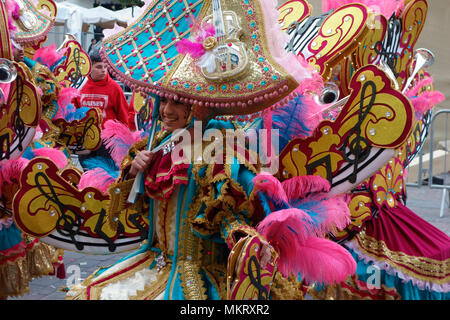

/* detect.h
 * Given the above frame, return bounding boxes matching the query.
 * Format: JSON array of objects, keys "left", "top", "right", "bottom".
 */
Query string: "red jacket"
[{"left": 76, "top": 73, "right": 135, "bottom": 129}]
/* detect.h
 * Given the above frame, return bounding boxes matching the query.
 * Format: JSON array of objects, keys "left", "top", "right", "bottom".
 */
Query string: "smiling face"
[{"left": 159, "top": 97, "right": 190, "bottom": 132}]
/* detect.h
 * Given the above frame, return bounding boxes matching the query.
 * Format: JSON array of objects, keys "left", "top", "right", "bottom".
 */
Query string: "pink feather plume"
[
  {"left": 322, "top": 0, "right": 404, "bottom": 18},
  {"left": 286, "top": 236, "right": 356, "bottom": 284},
  {"left": 257, "top": 208, "right": 355, "bottom": 282},
  {"left": 410, "top": 91, "right": 445, "bottom": 114},
  {"left": 252, "top": 172, "right": 289, "bottom": 206},
  {"left": 404, "top": 78, "right": 445, "bottom": 114},
  {"left": 404, "top": 77, "right": 434, "bottom": 98},
  {"left": 33, "top": 148, "right": 68, "bottom": 169},
  {"left": 281, "top": 175, "right": 330, "bottom": 201},
  {"left": 297, "top": 193, "right": 351, "bottom": 236},
  {"left": 78, "top": 168, "right": 115, "bottom": 194},
  {"left": 101, "top": 120, "right": 146, "bottom": 167},
  {"left": 0, "top": 158, "right": 29, "bottom": 184},
  {"left": 175, "top": 39, "right": 205, "bottom": 59},
  {"left": 257, "top": 208, "right": 317, "bottom": 251},
  {"left": 33, "top": 44, "right": 66, "bottom": 69},
  {"left": 54, "top": 87, "right": 80, "bottom": 119},
  {"left": 175, "top": 19, "right": 215, "bottom": 59},
  {"left": 5, "top": 0, "right": 20, "bottom": 32},
  {"left": 190, "top": 18, "right": 216, "bottom": 41}
]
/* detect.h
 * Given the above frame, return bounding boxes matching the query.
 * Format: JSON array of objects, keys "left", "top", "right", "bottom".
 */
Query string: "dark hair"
[{"left": 89, "top": 49, "right": 102, "bottom": 64}]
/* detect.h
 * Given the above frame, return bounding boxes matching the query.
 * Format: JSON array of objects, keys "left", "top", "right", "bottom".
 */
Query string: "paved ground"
[{"left": 9, "top": 182, "right": 450, "bottom": 300}]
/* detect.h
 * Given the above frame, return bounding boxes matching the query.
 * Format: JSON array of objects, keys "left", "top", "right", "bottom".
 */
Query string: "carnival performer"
[
  {"left": 67, "top": 87, "right": 358, "bottom": 299},
  {"left": 66, "top": 93, "right": 280, "bottom": 299},
  {"left": 10, "top": 0, "right": 375, "bottom": 300}
]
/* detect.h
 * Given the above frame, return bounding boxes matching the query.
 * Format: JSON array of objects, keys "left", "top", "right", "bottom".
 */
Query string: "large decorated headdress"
[{"left": 100, "top": 0, "right": 314, "bottom": 116}]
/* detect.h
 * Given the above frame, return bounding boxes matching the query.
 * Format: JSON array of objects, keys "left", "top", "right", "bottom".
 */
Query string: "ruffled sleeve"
[{"left": 188, "top": 160, "right": 264, "bottom": 249}]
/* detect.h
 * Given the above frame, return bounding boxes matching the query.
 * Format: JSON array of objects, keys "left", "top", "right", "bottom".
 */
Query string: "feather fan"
[
  {"left": 81, "top": 156, "right": 119, "bottom": 177},
  {"left": 65, "top": 106, "right": 90, "bottom": 122},
  {"left": 267, "top": 95, "right": 317, "bottom": 143},
  {"left": 410, "top": 91, "right": 445, "bottom": 114},
  {"left": 0, "top": 158, "right": 29, "bottom": 184},
  {"left": 54, "top": 87, "right": 80, "bottom": 120},
  {"left": 283, "top": 236, "right": 356, "bottom": 284},
  {"left": 292, "top": 194, "right": 351, "bottom": 236}
]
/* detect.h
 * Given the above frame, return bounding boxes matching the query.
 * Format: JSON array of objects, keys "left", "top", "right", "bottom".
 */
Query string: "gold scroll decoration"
[
  {"left": 370, "top": 157, "right": 405, "bottom": 209},
  {"left": 307, "top": 3, "right": 370, "bottom": 80},
  {"left": 0, "top": 62, "right": 41, "bottom": 164},
  {"left": 12, "top": 158, "right": 149, "bottom": 251},
  {"left": 353, "top": 13, "right": 388, "bottom": 71},
  {"left": 278, "top": 0, "right": 312, "bottom": 31},
  {"left": 333, "top": 193, "right": 373, "bottom": 240},
  {"left": 395, "top": 0, "right": 428, "bottom": 89},
  {"left": 54, "top": 35, "right": 92, "bottom": 88},
  {"left": 51, "top": 108, "right": 103, "bottom": 152},
  {"left": 279, "top": 64, "right": 414, "bottom": 181}
]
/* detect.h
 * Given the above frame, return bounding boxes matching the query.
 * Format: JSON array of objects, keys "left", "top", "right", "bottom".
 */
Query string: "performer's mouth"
[{"left": 163, "top": 117, "right": 178, "bottom": 124}]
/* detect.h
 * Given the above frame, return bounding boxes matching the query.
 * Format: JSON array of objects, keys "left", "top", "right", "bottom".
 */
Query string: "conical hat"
[
  {"left": 8, "top": 0, "right": 57, "bottom": 46},
  {"left": 100, "top": 0, "right": 313, "bottom": 116}
]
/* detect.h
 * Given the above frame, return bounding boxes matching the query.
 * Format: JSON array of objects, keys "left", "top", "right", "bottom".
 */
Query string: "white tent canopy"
[{"left": 54, "top": 2, "right": 142, "bottom": 42}]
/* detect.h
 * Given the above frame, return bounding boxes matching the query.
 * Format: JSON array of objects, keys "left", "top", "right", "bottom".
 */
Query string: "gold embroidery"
[
  {"left": 176, "top": 187, "right": 208, "bottom": 300},
  {"left": 355, "top": 231, "right": 450, "bottom": 284},
  {"left": 157, "top": 200, "right": 169, "bottom": 254},
  {"left": 270, "top": 273, "right": 304, "bottom": 300},
  {"left": 178, "top": 217, "right": 207, "bottom": 299}
]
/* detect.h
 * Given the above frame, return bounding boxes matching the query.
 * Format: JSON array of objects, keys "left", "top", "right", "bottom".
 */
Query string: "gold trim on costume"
[{"left": 355, "top": 231, "right": 450, "bottom": 284}]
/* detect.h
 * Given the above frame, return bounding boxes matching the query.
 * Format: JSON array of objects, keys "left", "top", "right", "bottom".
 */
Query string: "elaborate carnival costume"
[
  {"left": 0, "top": 0, "right": 95, "bottom": 298},
  {"left": 8, "top": 0, "right": 448, "bottom": 300}
]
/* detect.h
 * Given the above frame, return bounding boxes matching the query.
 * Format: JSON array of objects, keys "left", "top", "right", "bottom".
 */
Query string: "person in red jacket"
[
  {"left": 77, "top": 50, "right": 132, "bottom": 128},
  {"left": 76, "top": 49, "right": 136, "bottom": 170}
]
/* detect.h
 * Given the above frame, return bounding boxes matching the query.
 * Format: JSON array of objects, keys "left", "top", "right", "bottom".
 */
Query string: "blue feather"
[
  {"left": 21, "top": 147, "right": 35, "bottom": 160},
  {"left": 82, "top": 156, "right": 119, "bottom": 179},
  {"left": 269, "top": 95, "right": 314, "bottom": 150},
  {"left": 65, "top": 106, "right": 90, "bottom": 122}
]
